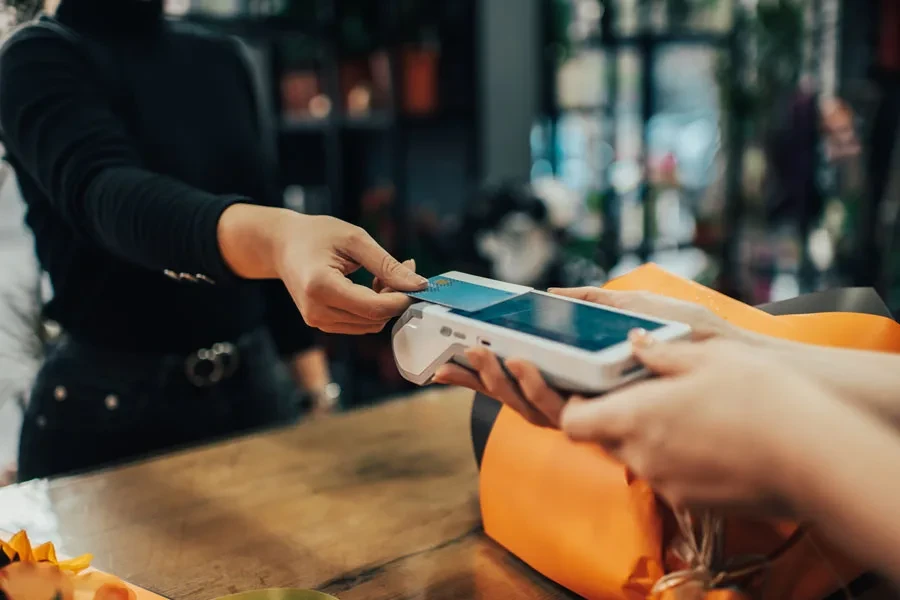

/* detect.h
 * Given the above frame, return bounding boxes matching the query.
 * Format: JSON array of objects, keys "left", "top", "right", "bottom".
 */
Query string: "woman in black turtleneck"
[{"left": 0, "top": 0, "right": 426, "bottom": 480}]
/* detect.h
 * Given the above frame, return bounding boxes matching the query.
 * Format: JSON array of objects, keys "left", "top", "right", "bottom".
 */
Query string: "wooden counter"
[{"left": 0, "top": 388, "right": 576, "bottom": 600}]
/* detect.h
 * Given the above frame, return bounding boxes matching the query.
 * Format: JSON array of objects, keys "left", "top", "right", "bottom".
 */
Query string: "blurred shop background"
[{"left": 0, "top": 0, "right": 896, "bottom": 449}]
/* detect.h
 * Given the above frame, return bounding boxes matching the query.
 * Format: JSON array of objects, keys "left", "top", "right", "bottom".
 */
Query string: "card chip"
[{"left": 406, "top": 275, "right": 527, "bottom": 313}]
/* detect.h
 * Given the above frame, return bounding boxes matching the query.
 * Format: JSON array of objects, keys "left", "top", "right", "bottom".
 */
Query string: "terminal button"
[{"left": 440, "top": 327, "right": 453, "bottom": 337}]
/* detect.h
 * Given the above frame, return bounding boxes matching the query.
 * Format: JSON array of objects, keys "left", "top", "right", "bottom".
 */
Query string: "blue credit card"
[{"left": 407, "top": 275, "right": 523, "bottom": 313}]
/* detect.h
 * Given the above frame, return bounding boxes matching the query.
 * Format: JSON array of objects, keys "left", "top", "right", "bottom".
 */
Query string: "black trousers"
[{"left": 17, "top": 330, "right": 302, "bottom": 481}]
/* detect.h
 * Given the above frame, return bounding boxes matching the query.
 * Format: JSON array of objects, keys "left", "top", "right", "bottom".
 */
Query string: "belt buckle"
[{"left": 185, "top": 342, "right": 240, "bottom": 387}]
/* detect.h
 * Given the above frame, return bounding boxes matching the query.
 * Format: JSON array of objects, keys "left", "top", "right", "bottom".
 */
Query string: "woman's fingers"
[
  {"left": 435, "top": 352, "right": 562, "bottom": 429},
  {"left": 560, "top": 376, "right": 687, "bottom": 446},
  {"left": 466, "top": 349, "right": 552, "bottom": 427},
  {"left": 374, "top": 259, "right": 416, "bottom": 294},
  {"left": 505, "top": 359, "right": 565, "bottom": 427},
  {"left": 548, "top": 286, "right": 633, "bottom": 308},
  {"left": 433, "top": 363, "right": 487, "bottom": 395},
  {"left": 307, "top": 304, "right": 393, "bottom": 329},
  {"left": 323, "top": 321, "right": 391, "bottom": 335}
]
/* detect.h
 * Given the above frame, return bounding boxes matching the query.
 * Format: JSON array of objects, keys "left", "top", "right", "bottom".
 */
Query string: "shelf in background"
[
  {"left": 581, "top": 30, "right": 730, "bottom": 48},
  {"left": 279, "top": 111, "right": 475, "bottom": 134},
  {"left": 175, "top": 14, "right": 326, "bottom": 39},
  {"left": 280, "top": 116, "right": 331, "bottom": 133},
  {"left": 279, "top": 114, "right": 392, "bottom": 133}
]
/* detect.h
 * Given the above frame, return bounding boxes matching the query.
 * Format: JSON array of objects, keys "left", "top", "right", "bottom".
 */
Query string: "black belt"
[{"left": 49, "top": 328, "right": 271, "bottom": 389}]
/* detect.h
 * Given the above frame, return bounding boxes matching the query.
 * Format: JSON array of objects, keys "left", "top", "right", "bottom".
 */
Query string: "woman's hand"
[
  {"left": 554, "top": 286, "right": 900, "bottom": 437},
  {"left": 559, "top": 334, "right": 851, "bottom": 516},
  {"left": 431, "top": 286, "right": 744, "bottom": 425},
  {"left": 276, "top": 215, "right": 426, "bottom": 334},
  {"left": 373, "top": 259, "right": 417, "bottom": 294},
  {"left": 218, "top": 206, "right": 427, "bottom": 335},
  {"left": 433, "top": 349, "right": 566, "bottom": 428},
  {"left": 560, "top": 333, "right": 900, "bottom": 583},
  {"left": 549, "top": 287, "right": 741, "bottom": 341}
]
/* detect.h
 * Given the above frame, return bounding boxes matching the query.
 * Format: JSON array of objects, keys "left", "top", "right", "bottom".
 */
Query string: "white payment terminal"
[{"left": 392, "top": 272, "right": 692, "bottom": 395}]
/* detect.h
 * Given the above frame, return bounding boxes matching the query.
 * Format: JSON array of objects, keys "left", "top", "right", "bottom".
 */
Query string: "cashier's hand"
[
  {"left": 560, "top": 333, "right": 837, "bottom": 515},
  {"left": 373, "top": 259, "right": 417, "bottom": 294},
  {"left": 434, "top": 348, "right": 566, "bottom": 428},
  {"left": 275, "top": 217, "right": 426, "bottom": 335},
  {"left": 549, "top": 287, "right": 739, "bottom": 341}
]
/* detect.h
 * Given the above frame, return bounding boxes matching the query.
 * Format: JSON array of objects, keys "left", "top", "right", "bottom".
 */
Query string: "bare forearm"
[
  {"left": 290, "top": 347, "right": 332, "bottom": 390},
  {"left": 217, "top": 204, "right": 301, "bottom": 280},
  {"left": 783, "top": 403, "right": 900, "bottom": 582},
  {"left": 732, "top": 327, "right": 900, "bottom": 428}
]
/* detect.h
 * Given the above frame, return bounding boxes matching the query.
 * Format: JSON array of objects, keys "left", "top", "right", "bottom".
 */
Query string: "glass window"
[
  {"left": 648, "top": 0, "right": 734, "bottom": 33},
  {"left": 648, "top": 43, "right": 721, "bottom": 191},
  {"left": 558, "top": 114, "right": 604, "bottom": 192},
  {"left": 556, "top": 49, "right": 608, "bottom": 110}
]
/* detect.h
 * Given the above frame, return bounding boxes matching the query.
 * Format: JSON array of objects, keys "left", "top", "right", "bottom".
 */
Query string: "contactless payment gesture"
[{"left": 392, "top": 272, "right": 692, "bottom": 395}]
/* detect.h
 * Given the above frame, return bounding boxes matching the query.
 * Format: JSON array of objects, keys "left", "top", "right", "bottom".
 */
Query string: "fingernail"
[
  {"left": 410, "top": 273, "right": 428, "bottom": 286},
  {"left": 547, "top": 288, "right": 559, "bottom": 293},
  {"left": 629, "top": 328, "right": 654, "bottom": 349}
]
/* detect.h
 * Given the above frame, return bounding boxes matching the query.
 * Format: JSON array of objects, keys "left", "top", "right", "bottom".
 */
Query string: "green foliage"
[{"left": 717, "top": 0, "right": 806, "bottom": 126}]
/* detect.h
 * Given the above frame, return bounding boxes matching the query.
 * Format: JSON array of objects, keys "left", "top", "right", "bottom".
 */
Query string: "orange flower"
[
  {"left": 0, "top": 561, "right": 75, "bottom": 600},
  {"left": 1, "top": 532, "right": 134, "bottom": 600},
  {"left": 1, "top": 531, "right": 92, "bottom": 574}
]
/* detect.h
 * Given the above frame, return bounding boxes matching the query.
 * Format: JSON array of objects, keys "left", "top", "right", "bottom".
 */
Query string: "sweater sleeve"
[{"left": 0, "top": 28, "right": 243, "bottom": 284}]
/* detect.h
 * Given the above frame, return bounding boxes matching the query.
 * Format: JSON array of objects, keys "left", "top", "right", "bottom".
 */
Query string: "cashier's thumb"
[
  {"left": 630, "top": 331, "right": 697, "bottom": 376},
  {"left": 351, "top": 236, "right": 428, "bottom": 292}
]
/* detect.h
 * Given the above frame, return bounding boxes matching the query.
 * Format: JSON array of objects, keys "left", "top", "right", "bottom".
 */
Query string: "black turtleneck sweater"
[{"left": 0, "top": 0, "right": 315, "bottom": 355}]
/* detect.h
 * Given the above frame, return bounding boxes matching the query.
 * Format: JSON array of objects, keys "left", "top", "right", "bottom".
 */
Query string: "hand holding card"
[{"left": 392, "top": 271, "right": 690, "bottom": 397}]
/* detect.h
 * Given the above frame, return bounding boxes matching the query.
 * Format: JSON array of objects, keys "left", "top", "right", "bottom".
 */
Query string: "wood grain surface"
[
  {"left": 0, "top": 388, "right": 577, "bottom": 600},
  {"left": 0, "top": 388, "right": 894, "bottom": 600}
]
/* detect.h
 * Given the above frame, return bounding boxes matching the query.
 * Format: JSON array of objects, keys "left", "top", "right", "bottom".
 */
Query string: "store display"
[{"left": 401, "top": 46, "right": 439, "bottom": 115}]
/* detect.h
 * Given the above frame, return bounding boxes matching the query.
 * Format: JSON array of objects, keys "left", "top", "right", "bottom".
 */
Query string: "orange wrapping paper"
[{"left": 480, "top": 264, "right": 897, "bottom": 599}]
